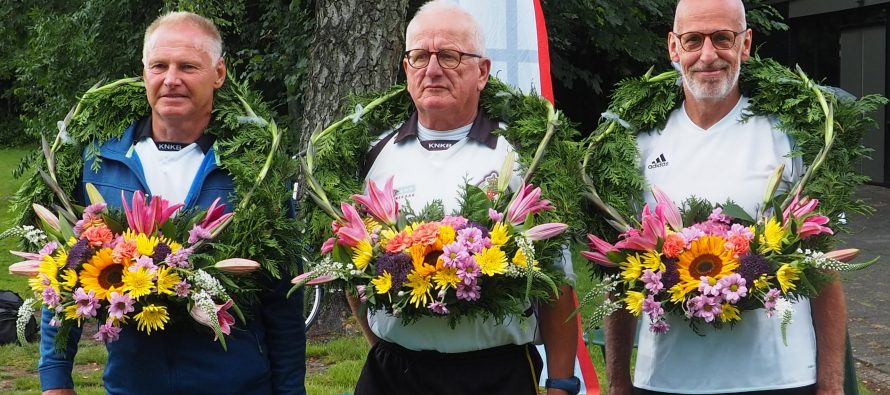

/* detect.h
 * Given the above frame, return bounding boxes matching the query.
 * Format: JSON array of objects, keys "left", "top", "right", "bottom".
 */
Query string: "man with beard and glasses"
[{"left": 603, "top": 0, "right": 846, "bottom": 394}]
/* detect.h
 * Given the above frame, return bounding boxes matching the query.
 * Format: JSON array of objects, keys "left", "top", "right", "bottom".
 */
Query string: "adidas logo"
[{"left": 647, "top": 153, "right": 669, "bottom": 169}]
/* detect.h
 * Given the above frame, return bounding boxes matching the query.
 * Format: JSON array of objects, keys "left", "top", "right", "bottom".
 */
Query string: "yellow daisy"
[
  {"left": 437, "top": 225, "right": 456, "bottom": 245},
  {"left": 620, "top": 253, "right": 644, "bottom": 283},
  {"left": 160, "top": 236, "right": 182, "bottom": 253},
  {"left": 352, "top": 240, "right": 374, "bottom": 271},
  {"left": 155, "top": 266, "right": 181, "bottom": 296},
  {"left": 60, "top": 269, "right": 79, "bottom": 291},
  {"left": 776, "top": 264, "right": 800, "bottom": 293},
  {"left": 720, "top": 303, "right": 741, "bottom": 322},
  {"left": 489, "top": 222, "right": 510, "bottom": 246},
  {"left": 675, "top": 236, "right": 738, "bottom": 297},
  {"left": 624, "top": 291, "right": 645, "bottom": 316},
  {"left": 405, "top": 271, "right": 432, "bottom": 308},
  {"left": 64, "top": 304, "right": 80, "bottom": 322},
  {"left": 511, "top": 249, "right": 539, "bottom": 270},
  {"left": 371, "top": 272, "right": 393, "bottom": 294},
  {"left": 753, "top": 274, "right": 774, "bottom": 290},
  {"left": 134, "top": 304, "right": 169, "bottom": 334},
  {"left": 135, "top": 233, "right": 159, "bottom": 257},
  {"left": 475, "top": 246, "right": 507, "bottom": 276},
  {"left": 79, "top": 248, "right": 126, "bottom": 300},
  {"left": 759, "top": 218, "right": 786, "bottom": 254},
  {"left": 30, "top": 255, "right": 61, "bottom": 294},
  {"left": 378, "top": 228, "right": 398, "bottom": 249},
  {"left": 122, "top": 267, "right": 154, "bottom": 299},
  {"left": 641, "top": 250, "right": 665, "bottom": 272},
  {"left": 432, "top": 265, "right": 460, "bottom": 290}
]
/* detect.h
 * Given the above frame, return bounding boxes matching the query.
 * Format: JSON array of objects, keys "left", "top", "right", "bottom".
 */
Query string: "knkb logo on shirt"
[{"left": 648, "top": 153, "right": 669, "bottom": 169}]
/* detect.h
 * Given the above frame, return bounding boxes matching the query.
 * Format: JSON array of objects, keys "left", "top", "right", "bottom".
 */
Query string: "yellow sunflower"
[
  {"left": 475, "top": 246, "right": 507, "bottom": 276},
  {"left": 489, "top": 222, "right": 510, "bottom": 246},
  {"left": 371, "top": 272, "right": 393, "bottom": 294},
  {"left": 352, "top": 240, "right": 374, "bottom": 271},
  {"left": 79, "top": 248, "right": 126, "bottom": 300},
  {"left": 776, "top": 264, "right": 801, "bottom": 293},
  {"left": 675, "top": 236, "right": 739, "bottom": 297},
  {"left": 407, "top": 244, "right": 438, "bottom": 277},
  {"left": 155, "top": 266, "right": 181, "bottom": 296},
  {"left": 134, "top": 304, "right": 169, "bottom": 334},
  {"left": 122, "top": 267, "right": 155, "bottom": 299}
]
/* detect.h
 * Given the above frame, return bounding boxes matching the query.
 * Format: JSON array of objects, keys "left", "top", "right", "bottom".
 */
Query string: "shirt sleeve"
[{"left": 38, "top": 307, "right": 81, "bottom": 391}]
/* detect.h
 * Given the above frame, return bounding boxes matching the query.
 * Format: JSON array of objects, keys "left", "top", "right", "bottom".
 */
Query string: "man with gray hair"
[
  {"left": 350, "top": 1, "right": 579, "bottom": 394},
  {"left": 38, "top": 11, "right": 306, "bottom": 395},
  {"left": 604, "top": 0, "right": 846, "bottom": 394}
]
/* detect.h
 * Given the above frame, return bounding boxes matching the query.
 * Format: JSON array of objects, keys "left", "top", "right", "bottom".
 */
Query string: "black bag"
[{"left": 0, "top": 290, "right": 37, "bottom": 345}]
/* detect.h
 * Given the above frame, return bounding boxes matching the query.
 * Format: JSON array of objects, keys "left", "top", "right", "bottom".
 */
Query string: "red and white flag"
[{"left": 458, "top": 0, "right": 599, "bottom": 393}]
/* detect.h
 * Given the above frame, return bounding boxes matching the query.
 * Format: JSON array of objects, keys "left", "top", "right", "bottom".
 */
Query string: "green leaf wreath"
[{"left": 10, "top": 76, "right": 300, "bottom": 308}]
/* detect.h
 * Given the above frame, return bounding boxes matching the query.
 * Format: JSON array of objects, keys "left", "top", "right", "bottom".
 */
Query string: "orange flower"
[
  {"left": 82, "top": 224, "right": 114, "bottom": 247},
  {"left": 662, "top": 233, "right": 686, "bottom": 258},
  {"left": 410, "top": 222, "right": 440, "bottom": 246},
  {"left": 112, "top": 239, "right": 137, "bottom": 263},
  {"left": 385, "top": 232, "right": 412, "bottom": 253}
]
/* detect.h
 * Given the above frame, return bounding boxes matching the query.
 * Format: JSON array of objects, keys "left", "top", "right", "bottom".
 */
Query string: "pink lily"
[
  {"left": 190, "top": 299, "right": 235, "bottom": 340},
  {"left": 615, "top": 204, "right": 665, "bottom": 251},
  {"left": 506, "top": 183, "right": 553, "bottom": 225},
  {"left": 291, "top": 272, "right": 337, "bottom": 286},
  {"left": 651, "top": 186, "right": 683, "bottom": 231},
  {"left": 32, "top": 203, "right": 60, "bottom": 232},
  {"left": 121, "top": 191, "right": 183, "bottom": 235},
  {"left": 200, "top": 198, "right": 234, "bottom": 233},
  {"left": 321, "top": 237, "right": 336, "bottom": 254},
  {"left": 335, "top": 203, "right": 368, "bottom": 247},
  {"left": 9, "top": 260, "right": 41, "bottom": 276},
  {"left": 10, "top": 250, "right": 42, "bottom": 260},
  {"left": 798, "top": 215, "right": 833, "bottom": 238},
  {"left": 214, "top": 258, "right": 260, "bottom": 274},
  {"left": 581, "top": 233, "right": 619, "bottom": 267},
  {"left": 824, "top": 248, "right": 859, "bottom": 263},
  {"left": 783, "top": 192, "right": 820, "bottom": 223},
  {"left": 351, "top": 176, "right": 399, "bottom": 226},
  {"left": 524, "top": 223, "right": 568, "bottom": 241}
]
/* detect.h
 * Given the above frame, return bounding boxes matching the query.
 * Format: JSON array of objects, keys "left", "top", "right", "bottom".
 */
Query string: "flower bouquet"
[
  {"left": 582, "top": 185, "right": 876, "bottom": 339},
  {"left": 7, "top": 185, "right": 259, "bottom": 351},
  {"left": 292, "top": 176, "right": 569, "bottom": 325}
]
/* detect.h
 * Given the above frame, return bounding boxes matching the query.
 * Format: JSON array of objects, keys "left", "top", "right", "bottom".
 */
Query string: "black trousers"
[
  {"left": 634, "top": 385, "right": 817, "bottom": 395},
  {"left": 354, "top": 340, "right": 544, "bottom": 395}
]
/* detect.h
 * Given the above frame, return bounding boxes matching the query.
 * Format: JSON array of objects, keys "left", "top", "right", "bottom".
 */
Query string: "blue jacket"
[{"left": 38, "top": 120, "right": 306, "bottom": 395}]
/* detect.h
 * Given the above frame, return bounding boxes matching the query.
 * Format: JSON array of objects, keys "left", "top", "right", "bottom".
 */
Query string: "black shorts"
[
  {"left": 634, "top": 385, "right": 817, "bottom": 395},
  {"left": 354, "top": 340, "right": 544, "bottom": 395}
]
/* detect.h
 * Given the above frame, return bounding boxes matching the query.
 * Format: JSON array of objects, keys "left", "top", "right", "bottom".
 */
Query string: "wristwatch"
[{"left": 544, "top": 376, "right": 581, "bottom": 394}]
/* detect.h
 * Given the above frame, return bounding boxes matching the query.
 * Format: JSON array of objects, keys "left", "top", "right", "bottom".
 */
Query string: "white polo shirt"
[{"left": 633, "top": 96, "right": 816, "bottom": 393}]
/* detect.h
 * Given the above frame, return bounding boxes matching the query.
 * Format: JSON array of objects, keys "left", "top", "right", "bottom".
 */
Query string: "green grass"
[{"left": 0, "top": 147, "right": 878, "bottom": 394}]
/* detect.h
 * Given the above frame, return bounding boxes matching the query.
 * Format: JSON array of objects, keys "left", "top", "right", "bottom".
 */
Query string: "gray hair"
[
  {"left": 142, "top": 11, "right": 223, "bottom": 66},
  {"left": 674, "top": 0, "right": 747, "bottom": 32},
  {"left": 406, "top": 0, "right": 486, "bottom": 55}
]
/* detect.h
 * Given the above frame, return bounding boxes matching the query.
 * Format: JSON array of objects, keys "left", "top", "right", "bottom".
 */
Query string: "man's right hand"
[{"left": 43, "top": 390, "right": 76, "bottom": 395}]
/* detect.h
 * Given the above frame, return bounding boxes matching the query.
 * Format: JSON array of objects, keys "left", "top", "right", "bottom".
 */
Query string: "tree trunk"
[{"left": 299, "top": 0, "right": 409, "bottom": 337}]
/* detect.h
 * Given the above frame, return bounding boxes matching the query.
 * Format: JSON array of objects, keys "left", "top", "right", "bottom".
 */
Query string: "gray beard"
[{"left": 682, "top": 62, "right": 740, "bottom": 100}]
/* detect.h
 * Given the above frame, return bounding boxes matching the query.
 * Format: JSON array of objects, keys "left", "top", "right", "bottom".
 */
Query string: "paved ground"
[{"left": 839, "top": 184, "right": 890, "bottom": 393}]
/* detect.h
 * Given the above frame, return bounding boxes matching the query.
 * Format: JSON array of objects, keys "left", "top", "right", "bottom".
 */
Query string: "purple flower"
[
  {"left": 131, "top": 255, "right": 158, "bottom": 273},
  {"left": 151, "top": 241, "right": 172, "bottom": 262},
  {"left": 687, "top": 295, "right": 722, "bottom": 322},
  {"left": 764, "top": 288, "right": 781, "bottom": 316},
  {"left": 457, "top": 227, "right": 484, "bottom": 253},
  {"left": 456, "top": 260, "right": 481, "bottom": 284},
  {"left": 649, "top": 320, "right": 670, "bottom": 334},
  {"left": 428, "top": 301, "right": 449, "bottom": 314},
  {"left": 441, "top": 243, "right": 469, "bottom": 268},
  {"left": 39, "top": 241, "right": 59, "bottom": 257},
  {"left": 708, "top": 208, "right": 731, "bottom": 224},
  {"left": 488, "top": 208, "right": 503, "bottom": 222},
  {"left": 376, "top": 252, "right": 412, "bottom": 289},
  {"left": 680, "top": 227, "right": 705, "bottom": 244},
  {"left": 85, "top": 203, "right": 107, "bottom": 217},
  {"left": 738, "top": 253, "right": 770, "bottom": 287},
  {"left": 42, "top": 287, "right": 60, "bottom": 308},
  {"left": 716, "top": 273, "right": 747, "bottom": 303},
  {"left": 698, "top": 276, "right": 721, "bottom": 296},
  {"left": 641, "top": 270, "right": 664, "bottom": 294},
  {"left": 94, "top": 321, "right": 121, "bottom": 343},
  {"left": 165, "top": 247, "right": 194, "bottom": 268},
  {"left": 661, "top": 258, "right": 680, "bottom": 291},
  {"left": 107, "top": 292, "right": 135, "bottom": 320},
  {"left": 641, "top": 295, "right": 664, "bottom": 320},
  {"left": 173, "top": 280, "right": 191, "bottom": 298},
  {"left": 66, "top": 239, "right": 93, "bottom": 269},
  {"left": 188, "top": 225, "right": 212, "bottom": 244},
  {"left": 456, "top": 282, "right": 481, "bottom": 301},
  {"left": 73, "top": 288, "right": 100, "bottom": 319},
  {"left": 440, "top": 215, "right": 468, "bottom": 230},
  {"left": 356, "top": 285, "right": 368, "bottom": 303}
]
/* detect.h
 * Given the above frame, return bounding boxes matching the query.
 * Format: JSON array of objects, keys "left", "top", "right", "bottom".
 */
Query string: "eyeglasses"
[
  {"left": 404, "top": 49, "right": 482, "bottom": 70},
  {"left": 672, "top": 30, "right": 747, "bottom": 52}
]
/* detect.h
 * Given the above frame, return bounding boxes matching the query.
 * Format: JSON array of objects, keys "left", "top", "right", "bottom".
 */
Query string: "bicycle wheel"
[{"left": 303, "top": 284, "right": 324, "bottom": 330}]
